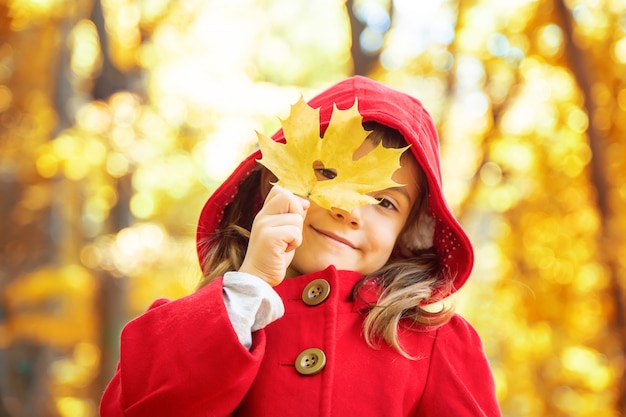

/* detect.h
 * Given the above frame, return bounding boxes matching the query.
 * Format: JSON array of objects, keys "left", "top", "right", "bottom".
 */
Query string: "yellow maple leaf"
[{"left": 257, "top": 97, "right": 407, "bottom": 212}]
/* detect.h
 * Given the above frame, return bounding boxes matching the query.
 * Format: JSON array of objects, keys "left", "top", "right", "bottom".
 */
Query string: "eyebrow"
[{"left": 386, "top": 185, "right": 412, "bottom": 202}]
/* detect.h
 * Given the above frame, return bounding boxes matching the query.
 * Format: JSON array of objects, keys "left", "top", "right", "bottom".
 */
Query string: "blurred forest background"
[{"left": 0, "top": 0, "right": 625, "bottom": 415}]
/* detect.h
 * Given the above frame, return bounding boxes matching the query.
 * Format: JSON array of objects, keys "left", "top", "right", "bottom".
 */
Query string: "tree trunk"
[
  {"left": 346, "top": 0, "right": 388, "bottom": 76},
  {"left": 554, "top": 0, "right": 625, "bottom": 412},
  {"left": 88, "top": 0, "right": 134, "bottom": 399}
]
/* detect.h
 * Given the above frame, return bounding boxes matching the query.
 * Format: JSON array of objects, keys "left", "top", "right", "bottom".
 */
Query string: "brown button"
[
  {"left": 302, "top": 279, "right": 331, "bottom": 306},
  {"left": 295, "top": 348, "right": 326, "bottom": 375}
]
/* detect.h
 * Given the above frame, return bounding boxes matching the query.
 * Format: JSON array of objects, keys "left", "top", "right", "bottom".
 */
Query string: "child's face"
[{"left": 286, "top": 143, "right": 421, "bottom": 277}]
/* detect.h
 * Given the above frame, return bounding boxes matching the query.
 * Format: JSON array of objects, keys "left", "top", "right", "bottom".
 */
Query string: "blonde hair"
[
  {"left": 198, "top": 123, "right": 453, "bottom": 358},
  {"left": 355, "top": 122, "right": 454, "bottom": 358}
]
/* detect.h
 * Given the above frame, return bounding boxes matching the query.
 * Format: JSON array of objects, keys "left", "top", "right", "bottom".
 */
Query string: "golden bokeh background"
[{"left": 1, "top": 0, "right": 625, "bottom": 416}]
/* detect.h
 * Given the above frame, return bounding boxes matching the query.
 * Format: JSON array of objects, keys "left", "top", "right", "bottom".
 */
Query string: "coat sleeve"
[
  {"left": 99, "top": 277, "right": 266, "bottom": 417},
  {"left": 416, "top": 315, "right": 502, "bottom": 417}
]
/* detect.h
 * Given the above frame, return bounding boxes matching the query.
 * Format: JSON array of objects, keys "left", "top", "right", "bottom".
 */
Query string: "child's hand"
[{"left": 239, "top": 186, "right": 309, "bottom": 287}]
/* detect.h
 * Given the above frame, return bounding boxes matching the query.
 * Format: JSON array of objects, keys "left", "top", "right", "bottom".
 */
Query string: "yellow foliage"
[{"left": 4, "top": 265, "right": 97, "bottom": 347}]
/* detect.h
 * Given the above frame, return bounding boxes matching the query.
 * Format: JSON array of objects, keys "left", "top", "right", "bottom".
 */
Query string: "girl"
[{"left": 100, "top": 76, "right": 501, "bottom": 416}]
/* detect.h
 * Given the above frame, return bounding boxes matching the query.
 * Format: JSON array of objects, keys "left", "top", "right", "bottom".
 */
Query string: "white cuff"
[{"left": 222, "top": 271, "right": 285, "bottom": 350}]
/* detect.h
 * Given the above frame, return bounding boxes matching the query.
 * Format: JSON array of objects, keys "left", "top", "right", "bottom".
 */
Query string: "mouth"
[{"left": 312, "top": 227, "right": 356, "bottom": 249}]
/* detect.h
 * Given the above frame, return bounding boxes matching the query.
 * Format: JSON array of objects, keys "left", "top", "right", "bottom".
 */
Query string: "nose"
[{"left": 330, "top": 207, "right": 361, "bottom": 227}]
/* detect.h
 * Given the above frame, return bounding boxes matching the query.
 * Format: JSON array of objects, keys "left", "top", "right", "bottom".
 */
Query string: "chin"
[
  {"left": 291, "top": 265, "right": 377, "bottom": 278},
  {"left": 291, "top": 258, "right": 350, "bottom": 275}
]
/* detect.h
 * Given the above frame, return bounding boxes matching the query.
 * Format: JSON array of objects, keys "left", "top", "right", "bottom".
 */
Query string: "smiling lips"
[{"left": 312, "top": 227, "right": 356, "bottom": 249}]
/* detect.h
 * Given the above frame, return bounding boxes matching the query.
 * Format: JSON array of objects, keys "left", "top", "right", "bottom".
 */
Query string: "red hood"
[{"left": 196, "top": 76, "right": 474, "bottom": 298}]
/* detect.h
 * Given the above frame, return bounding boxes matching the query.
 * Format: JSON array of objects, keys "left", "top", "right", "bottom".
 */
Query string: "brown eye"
[
  {"left": 317, "top": 168, "right": 337, "bottom": 180},
  {"left": 312, "top": 161, "right": 337, "bottom": 180},
  {"left": 377, "top": 198, "right": 397, "bottom": 210}
]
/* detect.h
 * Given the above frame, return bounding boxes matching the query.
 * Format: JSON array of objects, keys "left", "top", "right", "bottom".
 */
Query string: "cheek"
[
  {"left": 302, "top": 204, "right": 329, "bottom": 226},
  {"left": 369, "top": 222, "right": 402, "bottom": 254},
  {"left": 387, "top": 222, "right": 410, "bottom": 256}
]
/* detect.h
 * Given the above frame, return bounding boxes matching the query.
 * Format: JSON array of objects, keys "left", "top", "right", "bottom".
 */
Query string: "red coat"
[{"left": 100, "top": 266, "right": 500, "bottom": 416}]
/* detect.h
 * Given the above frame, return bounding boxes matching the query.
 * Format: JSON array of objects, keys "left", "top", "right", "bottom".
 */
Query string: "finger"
[
  {"left": 299, "top": 196, "right": 310, "bottom": 216},
  {"left": 282, "top": 225, "right": 304, "bottom": 252},
  {"left": 263, "top": 186, "right": 309, "bottom": 217},
  {"left": 251, "top": 212, "right": 304, "bottom": 240}
]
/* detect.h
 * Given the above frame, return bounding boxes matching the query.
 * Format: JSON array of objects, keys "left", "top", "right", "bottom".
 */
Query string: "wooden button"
[
  {"left": 295, "top": 348, "right": 326, "bottom": 375},
  {"left": 302, "top": 279, "right": 331, "bottom": 306}
]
